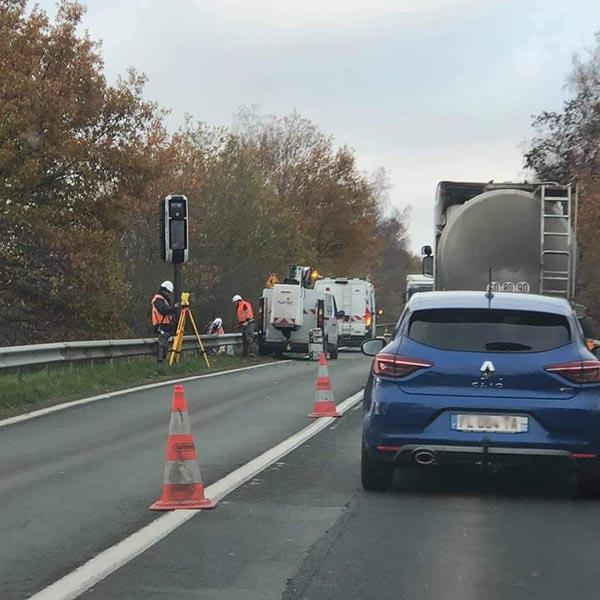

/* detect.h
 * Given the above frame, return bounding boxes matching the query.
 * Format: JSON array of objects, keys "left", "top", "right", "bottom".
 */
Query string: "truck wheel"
[
  {"left": 328, "top": 342, "right": 339, "bottom": 360},
  {"left": 361, "top": 445, "right": 393, "bottom": 491}
]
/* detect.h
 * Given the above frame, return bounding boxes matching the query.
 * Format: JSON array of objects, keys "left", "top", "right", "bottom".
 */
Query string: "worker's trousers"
[
  {"left": 154, "top": 326, "right": 171, "bottom": 363},
  {"left": 240, "top": 320, "right": 256, "bottom": 357}
]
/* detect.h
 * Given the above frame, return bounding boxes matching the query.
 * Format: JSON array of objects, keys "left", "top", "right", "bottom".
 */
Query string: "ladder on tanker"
[{"left": 539, "top": 183, "right": 577, "bottom": 298}]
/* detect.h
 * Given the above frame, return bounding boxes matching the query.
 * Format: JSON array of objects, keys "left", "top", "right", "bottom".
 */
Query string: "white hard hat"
[
  {"left": 213, "top": 317, "right": 223, "bottom": 328},
  {"left": 161, "top": 280, "right": 174, "bottom": 293},
  {"left": 232, "top": 294, "right": 242, "bottom": 303}
]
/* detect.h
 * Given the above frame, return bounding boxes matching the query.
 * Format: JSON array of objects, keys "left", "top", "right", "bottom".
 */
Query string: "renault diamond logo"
[
  {"left": 474, "top": 360, "right": 503, "bottom": 388},
  {"left": 480, "top": 360, "right": 496, "bottom": 375}
]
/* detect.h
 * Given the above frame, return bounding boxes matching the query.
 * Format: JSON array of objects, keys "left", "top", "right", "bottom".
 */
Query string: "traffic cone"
[
  {"left": 149, "top": 384, "right": 216, "bottom": 510},
  {"left": 309, "top": 352, "right": 341, "bottom": 418}
]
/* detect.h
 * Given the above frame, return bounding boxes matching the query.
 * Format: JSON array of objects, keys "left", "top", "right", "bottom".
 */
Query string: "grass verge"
[{"left": 0, "top": 354, "right": 272, "bottom": 420}]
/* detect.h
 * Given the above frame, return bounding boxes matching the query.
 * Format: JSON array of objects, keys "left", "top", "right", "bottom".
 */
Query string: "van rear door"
[{"left": 350, "top": 283, "right": 369, "bottom": 337}]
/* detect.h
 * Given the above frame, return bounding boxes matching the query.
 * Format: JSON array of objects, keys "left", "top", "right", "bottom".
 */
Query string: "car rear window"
[{"left": 407, "top": 309, "right": 571, "bottom": 352}]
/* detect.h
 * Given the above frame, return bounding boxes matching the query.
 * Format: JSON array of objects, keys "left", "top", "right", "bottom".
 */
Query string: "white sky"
[{"left": 38, "top": 0, "right": 600, "bottom": 252}]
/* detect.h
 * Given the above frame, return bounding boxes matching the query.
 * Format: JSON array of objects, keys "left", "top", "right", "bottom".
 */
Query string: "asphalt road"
[
  {"left": 5, "top": 351, "right": 600, "bottom": 600},
  {"left": 84, "top": 395, "right": 600, "bottom": 600},
  {"left": 0, "top": 353, "right": 370, "bottom": 599}
]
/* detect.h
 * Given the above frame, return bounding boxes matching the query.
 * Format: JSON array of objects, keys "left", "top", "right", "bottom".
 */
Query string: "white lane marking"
[
  {"left": 29, "top": 390, "right": 363, "bottom": 600},
  {"left": 0, "top": 361, "right": 291, "bottom": 429}
]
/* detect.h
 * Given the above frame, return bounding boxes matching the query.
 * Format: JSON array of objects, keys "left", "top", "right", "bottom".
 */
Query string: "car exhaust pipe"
[{"left": 413, "top": 449, "right": 437, "bottom": 466}]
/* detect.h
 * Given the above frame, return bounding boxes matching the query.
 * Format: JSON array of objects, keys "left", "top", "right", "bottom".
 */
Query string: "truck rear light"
[
  {"left": 544, "top": 360, "right": 600, "bottom": 384},
  {"left": 364, "top": 309, "right": 372, "bottom": 327},
  {"left": 317, "top": 300, "right": 325, "bottom": 330},
  {"left": 373, "top": 352, "right": 433, "bottom": 378}
]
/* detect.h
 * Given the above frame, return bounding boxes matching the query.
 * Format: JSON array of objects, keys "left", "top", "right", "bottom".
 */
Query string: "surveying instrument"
[{"left": 168, "top": 292, "right": 211, "bottom": 368}]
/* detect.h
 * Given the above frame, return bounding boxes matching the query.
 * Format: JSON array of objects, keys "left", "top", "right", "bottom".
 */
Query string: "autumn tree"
[
  {"left": 525, "top": 33, "right": 600, "bottom": 320},
  {"left": 1, "top": 2, "right": 413, "bottom": 343},
  {"left": 0, "top": 0, "right": 165, "bottom": 343},
  {"left": 235, "top": 108, "right": 381, "bottom": 276},
  {"left": 124, "top": 110, "right": 404, "bottom": 333}
]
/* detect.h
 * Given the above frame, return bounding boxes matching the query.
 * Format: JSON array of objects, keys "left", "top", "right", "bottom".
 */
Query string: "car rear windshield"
[{"left": 407, "top": 308, "right": 571, "bottom": 352}]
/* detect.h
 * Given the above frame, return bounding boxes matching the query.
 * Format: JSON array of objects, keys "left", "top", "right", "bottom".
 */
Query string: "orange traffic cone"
[
  {"left": 309, "top": 352, "right": 341, "bottom": 418},
  {"left": 149, "top": 384, "right": 216, "bottom": 510}
]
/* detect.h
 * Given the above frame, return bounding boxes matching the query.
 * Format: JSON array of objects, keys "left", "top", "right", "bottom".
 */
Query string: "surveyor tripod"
[{"left": 168, "top": 293, "right": 211, "bottom": 368}]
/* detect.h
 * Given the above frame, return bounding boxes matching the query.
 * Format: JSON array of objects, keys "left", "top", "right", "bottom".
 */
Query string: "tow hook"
[{"left": 481, "top": 436, "right": 490, "bottom": 472}]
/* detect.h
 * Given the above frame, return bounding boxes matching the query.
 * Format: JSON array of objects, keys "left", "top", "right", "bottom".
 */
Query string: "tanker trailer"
[{"left": 427, "top": 181, "right": 577, "bottom": 300}]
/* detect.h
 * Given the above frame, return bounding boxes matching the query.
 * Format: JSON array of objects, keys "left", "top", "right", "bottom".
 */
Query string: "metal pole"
[{"left": 173, "top": 262, "right": 182, "bottom": 303}]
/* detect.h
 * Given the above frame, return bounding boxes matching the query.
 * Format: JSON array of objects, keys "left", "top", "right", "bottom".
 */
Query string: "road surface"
[
  {"left": 84, "top": 404, "right": 600, "bottom": 600},
  {"left": 1, "top": 354, "right": 369, "bottom": 599},
  {"left": 3, "top": 352, "right": 600, "bottom": 599}
]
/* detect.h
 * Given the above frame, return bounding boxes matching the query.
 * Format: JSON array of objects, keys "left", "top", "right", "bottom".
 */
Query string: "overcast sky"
[{"left": 39, "top": 0, "right": 600, "bottom": 252}]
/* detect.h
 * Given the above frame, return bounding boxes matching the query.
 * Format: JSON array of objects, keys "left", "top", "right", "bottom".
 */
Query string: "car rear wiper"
[{"left": 485, "top": 341, "right": 532, "bottom": 351}]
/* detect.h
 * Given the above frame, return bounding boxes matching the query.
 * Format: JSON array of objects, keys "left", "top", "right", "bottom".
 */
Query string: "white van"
[
  {"left": 405, "top": 274, "right": 434, "bottom": 302},
  {"left": 314, "top": 278, "right": 376, "bottom": 347},
  {"left": 258, "top": 284, "right": 340, "bottom": 358}
]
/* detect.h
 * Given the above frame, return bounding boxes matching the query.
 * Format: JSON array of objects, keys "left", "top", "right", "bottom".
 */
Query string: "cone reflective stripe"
[
  {"left": 309, "top": 352, "right": 341, "bottom": 418},
  {"left": 149, "top": 385, "right": 215, "bottom": 510}
]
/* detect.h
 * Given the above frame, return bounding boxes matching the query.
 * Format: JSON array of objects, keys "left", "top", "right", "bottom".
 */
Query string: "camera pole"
[{"left": 173, "top": 262, "right": 182, "bottom": 305}]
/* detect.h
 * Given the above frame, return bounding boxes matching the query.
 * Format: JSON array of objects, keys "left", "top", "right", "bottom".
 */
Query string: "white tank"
[{"left": 435, "top": 189, "right": 570, "bottom": 294}]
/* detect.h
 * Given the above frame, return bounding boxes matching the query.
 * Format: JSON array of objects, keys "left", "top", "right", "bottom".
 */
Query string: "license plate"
[{"left": 451, "top": 414, "right": 528, "bottom": 433}]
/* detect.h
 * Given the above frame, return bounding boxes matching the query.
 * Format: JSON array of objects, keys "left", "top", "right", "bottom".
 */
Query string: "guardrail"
[{"left": 0, "top": 334, "right": 242, "bottom": 371}]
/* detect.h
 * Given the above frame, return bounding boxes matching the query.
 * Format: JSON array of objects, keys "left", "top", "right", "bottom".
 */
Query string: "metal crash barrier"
[{"left": 0, "top": 334, "right": 242, "bottom": 371}]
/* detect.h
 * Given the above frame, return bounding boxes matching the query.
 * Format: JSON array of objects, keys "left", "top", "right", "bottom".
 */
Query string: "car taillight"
[
  {"left": 544, "top": 360, "right": 600, "bottom": 384},
  {"left": 365, "top": 309, "right": 372, "bottom": 328},
  {"left": 373, "top": 352, "right": 433, "bottom": 378}
]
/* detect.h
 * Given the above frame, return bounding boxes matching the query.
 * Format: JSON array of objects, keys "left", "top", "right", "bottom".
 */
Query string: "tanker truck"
[{"left": 422, "top": 181, "right": 577, "bottom": 300}]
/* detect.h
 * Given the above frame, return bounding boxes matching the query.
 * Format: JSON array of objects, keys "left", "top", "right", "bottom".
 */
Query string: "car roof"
[{"left": 407, "top": 291, "right": 574, "bottom": 316}]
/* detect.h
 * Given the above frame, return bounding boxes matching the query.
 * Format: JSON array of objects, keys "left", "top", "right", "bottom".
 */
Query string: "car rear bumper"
[
  {"left": 363, "top": 379, "right": 600, "bottom": 462},
  {"left": 368, "top": 442, "right": 597, "bottom": 469}
]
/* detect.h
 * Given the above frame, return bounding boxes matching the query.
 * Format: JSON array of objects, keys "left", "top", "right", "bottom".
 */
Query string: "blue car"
[{"left": 361, "top": 291, "right": 600, "bottom": 495}]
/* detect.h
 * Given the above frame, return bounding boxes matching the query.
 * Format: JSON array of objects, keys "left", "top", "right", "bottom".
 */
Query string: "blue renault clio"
[{"left": 361, "top": 291, "right": 600, "bottom": 495}]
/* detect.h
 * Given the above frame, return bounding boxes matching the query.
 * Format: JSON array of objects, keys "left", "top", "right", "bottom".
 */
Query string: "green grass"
[{"left": 0, "top": 354, "right": 271, "bottom": 420}]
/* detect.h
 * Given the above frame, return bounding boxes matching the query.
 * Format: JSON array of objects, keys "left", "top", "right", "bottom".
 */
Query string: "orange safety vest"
[
  {"left": 151, "top": 293, "right": 172, "bottom": 327},
  {"left": 237, "top": 300, "right": 254, "bottom": 324}
]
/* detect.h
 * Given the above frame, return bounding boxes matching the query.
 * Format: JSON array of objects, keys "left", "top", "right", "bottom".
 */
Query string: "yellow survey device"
[
  {"left": 168, "top": 292, "right": 210, "bottom": 369},
  {"left": 180, "top": 292, "right": 191, "bottom": 307}
]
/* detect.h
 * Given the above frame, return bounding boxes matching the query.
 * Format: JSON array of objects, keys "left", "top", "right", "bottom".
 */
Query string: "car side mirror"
[
  {"left": 362, "top": 337, "right": 386, "bottom": 356},
  {"left": 336, "top": 310, "right": 345, "bottom": 318}
]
